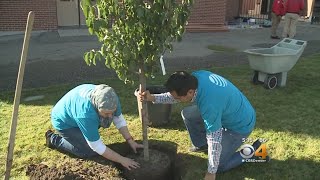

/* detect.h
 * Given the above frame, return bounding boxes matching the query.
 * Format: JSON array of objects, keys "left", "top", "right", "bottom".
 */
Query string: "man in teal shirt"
[
  {"left": 139, "top": 70, "right": 264, "bottom": 180},
  {"left": 46, "top": 84, "right": 143, "bottom": 170}
]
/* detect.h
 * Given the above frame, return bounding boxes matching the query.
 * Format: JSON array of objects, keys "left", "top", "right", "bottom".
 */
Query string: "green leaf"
[
  {"left": 80, "top": 0, "right": 90, "bottom": 18},
  {"left": 93, "top": 51, "right": 103, "bottom": 66},
  {"left": 84, "top": 52, "right": 91, "bottom": 65},
  {"left": 105, "top": 55, "right": 111, "bottom": 68},
  {"left": 93, "top": 19, "right": 108, "bottom": 32},
  {"left": 88, "top": 27, "right": 93, "bottom": 34}
]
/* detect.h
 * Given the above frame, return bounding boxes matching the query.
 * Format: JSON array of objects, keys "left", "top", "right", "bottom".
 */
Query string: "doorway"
[{"left": 56, "top": 0, "right": 86, "bottom": 27}]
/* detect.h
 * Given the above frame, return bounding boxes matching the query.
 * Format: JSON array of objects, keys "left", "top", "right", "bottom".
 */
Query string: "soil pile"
[{"left": 26, "top": 158, "right": 123, "bottom": 180}]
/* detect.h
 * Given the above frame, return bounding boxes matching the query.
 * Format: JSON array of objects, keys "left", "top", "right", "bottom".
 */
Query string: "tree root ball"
[{"left": 123, "top": 149, "right": 172, "bottom": 180}]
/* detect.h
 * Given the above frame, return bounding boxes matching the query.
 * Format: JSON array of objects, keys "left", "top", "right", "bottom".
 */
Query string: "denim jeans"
[
  {"left": 181, "top": 105, "right": 251, "bottom": 172},
  {"left": 50, "top": 127, "right": 98, "bottom": 158}
]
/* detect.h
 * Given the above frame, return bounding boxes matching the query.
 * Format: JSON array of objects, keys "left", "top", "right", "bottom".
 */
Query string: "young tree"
[{"left": 81, "top": 0, "right": 192, "bottom": 160}]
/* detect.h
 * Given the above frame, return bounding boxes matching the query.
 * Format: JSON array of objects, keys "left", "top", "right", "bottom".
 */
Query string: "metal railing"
[
  {"left": 311, "top": 0, "right": 320, "bottom": 24},
  {"left": 238, "top": 0, "right": 272, "bottom": 24}
]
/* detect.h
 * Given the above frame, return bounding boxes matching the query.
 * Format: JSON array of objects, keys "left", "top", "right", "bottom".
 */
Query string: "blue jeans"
[
  {"left": 181, "top": 105, "right": 251, "bottom": 172},
  {"left": 49, "top": 127, "right": 98, "bottom": 158}
]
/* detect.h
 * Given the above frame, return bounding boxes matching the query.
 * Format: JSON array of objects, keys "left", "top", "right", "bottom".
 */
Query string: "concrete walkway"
[{"left": 1, "top": 21, "right": 320, "bottom": 91}]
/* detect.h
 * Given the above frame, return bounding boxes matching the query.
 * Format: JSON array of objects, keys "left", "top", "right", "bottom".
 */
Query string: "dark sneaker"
[
  {"left": 45, "top": 130, "right": 54, "bottom": 149},
  {"left": 189, "top": 145, "right": 208, "bottom": 152}
]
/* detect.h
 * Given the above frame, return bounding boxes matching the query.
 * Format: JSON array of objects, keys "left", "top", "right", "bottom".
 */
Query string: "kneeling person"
[
  {"left": 139, "top": 71, "right": 263, "bottom": 179},
  {"left": 46, "top": 84, "right": 143, "bottom": 170}
]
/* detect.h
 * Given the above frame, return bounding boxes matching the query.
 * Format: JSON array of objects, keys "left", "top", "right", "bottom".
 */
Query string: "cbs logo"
[{"left": 240, "top": 144, "right": 268, "bottom": 159}]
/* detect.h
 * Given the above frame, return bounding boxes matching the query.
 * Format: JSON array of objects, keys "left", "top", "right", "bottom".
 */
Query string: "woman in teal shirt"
[{"left": 46, "top": 84, "right": 143, "bottom": 170}]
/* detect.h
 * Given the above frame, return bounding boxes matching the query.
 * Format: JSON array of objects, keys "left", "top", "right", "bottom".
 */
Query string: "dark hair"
[{"left": 165, "top": 71, "right": 198, "bottom": 96}]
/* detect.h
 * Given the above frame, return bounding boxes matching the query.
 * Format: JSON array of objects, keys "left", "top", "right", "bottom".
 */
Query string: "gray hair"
[{"left": 90, "top": 84, "right": 118, "bottom": 111}]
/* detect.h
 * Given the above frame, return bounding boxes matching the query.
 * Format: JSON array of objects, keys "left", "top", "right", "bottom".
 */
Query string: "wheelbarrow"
[{"left": 244, "top": 38, "right": 307, "bottom": 89}]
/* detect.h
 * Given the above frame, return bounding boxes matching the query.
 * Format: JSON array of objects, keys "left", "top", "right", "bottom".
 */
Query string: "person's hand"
[
  {"left": 138, "top": 90, "right": 152, "bottom": 102},
  {"left": 128, "top": 140, "right": 144, "bottom": 153},
  {"left": 120, "top": 157, "right": 140, "bottom": 170}
]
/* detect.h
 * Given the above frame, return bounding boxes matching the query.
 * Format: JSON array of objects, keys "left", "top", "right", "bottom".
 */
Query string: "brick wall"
[
  {"left": 187, "top": 0, "right": 228, "bottom": 32},
  {"left": 0, "top": 0, "right": 228, "bottom": 32},
  {"left": 226, "top": 0, "right": 240, "bottom": 21},
  {"left": 0, "top": 0, "right": 57, "bottom": 31},
  {"left": 188, "top": 0, "right": 226, "bottom": 25}
]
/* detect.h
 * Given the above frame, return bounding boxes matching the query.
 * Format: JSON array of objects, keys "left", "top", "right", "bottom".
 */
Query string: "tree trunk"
[{"left": 138, "top": 67, "right": 149, "bottom": 161}]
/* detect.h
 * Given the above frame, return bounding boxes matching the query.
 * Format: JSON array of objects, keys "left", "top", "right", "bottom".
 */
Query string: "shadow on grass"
[
  {"left": 35, "top": 139, "right": 320, "bottom": 180},
  {"left": 218, "top": 158, "right": 320, "bottom": 180},
  {"left": 105, "top": 140, "right": 320, "bottom": 179},
  {"left": 93, "top": 140, "right": 306, "bottom": 180}
]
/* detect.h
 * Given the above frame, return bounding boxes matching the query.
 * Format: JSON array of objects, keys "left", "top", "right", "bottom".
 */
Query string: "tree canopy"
[{"left": 81, "top": 0, "right": 193, "bottom": 84}]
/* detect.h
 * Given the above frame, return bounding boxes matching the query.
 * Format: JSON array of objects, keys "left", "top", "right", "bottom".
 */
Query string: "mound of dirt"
[
  {"left": 26, "top": 158, "right": 123, "bottom": 180},
  {"left": 25, "top": 141, "right": 178, "bottom": 180}
]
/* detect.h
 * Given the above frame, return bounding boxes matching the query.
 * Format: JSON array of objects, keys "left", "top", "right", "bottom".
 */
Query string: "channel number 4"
[{"left": 255, "top": 144, "right": 268, "bottom": 159}]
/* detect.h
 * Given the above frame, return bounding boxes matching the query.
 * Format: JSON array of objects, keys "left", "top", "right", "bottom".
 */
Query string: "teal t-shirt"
[
  {"left": 192, "top": 70, "right": 255, "bottom": 134},
  {"left": 51, "top": 84, "right": 122, "bottom": 141}
]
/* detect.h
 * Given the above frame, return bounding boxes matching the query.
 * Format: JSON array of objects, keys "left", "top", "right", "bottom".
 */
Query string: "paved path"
[{"left": 1, "top": 21, "right": 320, "bottom": 91}]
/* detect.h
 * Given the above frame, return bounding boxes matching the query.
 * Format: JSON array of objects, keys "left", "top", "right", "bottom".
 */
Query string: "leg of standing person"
[
  {"left": 216, "top": 129, "right": 250, "bottom": 173},
  {"left": 271, "top": 12, "right": 281, "bottom": 38},
  {"left": 282, "top": 13, "right": 290, "bottom": 38},
  {"left": 181, "top": 105, "right": 207, "bottom": 150},
  {"left": 288, "top": 13, "right": 300, "bottom": 38},
  {"left": 46, "top": 128, "right": 98, "bottom": 158}
]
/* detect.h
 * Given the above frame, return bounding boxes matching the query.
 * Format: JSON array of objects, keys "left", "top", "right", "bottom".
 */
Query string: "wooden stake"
[
  {"left": 138, "top": 67, "right": 149, "bottom": 161},
  {"left": 5, "top": 11, "right": 35, "bottom": 180}
]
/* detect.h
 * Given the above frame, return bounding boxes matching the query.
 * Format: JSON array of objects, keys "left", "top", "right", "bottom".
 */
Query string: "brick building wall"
[
  {"left": 0, "top": 0, "right": 57, "bottom": 31},
  {"left": 0, "top": 0, "right": 229, "bottom": 32},
  {"left": 225, "top": 0, "right": 240, "bottom": 22},
  {"left": 187, "top": 0, "right": 228, "bottom": 32}
]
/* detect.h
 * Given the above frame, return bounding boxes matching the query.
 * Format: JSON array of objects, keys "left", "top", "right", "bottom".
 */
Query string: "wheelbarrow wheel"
[
  {"left": 264, "top": 75, "right": 277, "bottom": 89},
  {"left": 252, "top": 71, "right": 260, "bottom": 85}
]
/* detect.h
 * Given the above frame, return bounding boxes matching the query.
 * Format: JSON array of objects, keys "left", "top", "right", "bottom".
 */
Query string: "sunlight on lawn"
[{"left": 1, "top": 54, "right": 319, "bottom": 179}]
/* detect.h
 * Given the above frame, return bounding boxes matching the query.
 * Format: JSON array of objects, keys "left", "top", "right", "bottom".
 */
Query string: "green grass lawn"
[{"left": 1, "top": 54, "right": 320, "bottom": 180}]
